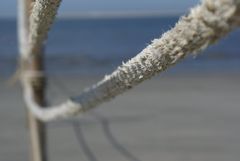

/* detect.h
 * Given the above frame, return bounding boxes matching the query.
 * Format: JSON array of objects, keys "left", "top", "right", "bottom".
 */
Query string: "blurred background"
[{"left": 0, "top": 0, "right": 240, "bottom": 161}]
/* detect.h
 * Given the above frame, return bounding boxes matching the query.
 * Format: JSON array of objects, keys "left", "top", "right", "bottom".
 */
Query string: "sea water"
[{"left": 0, "top": 16, "right": 239, "bottom": 76}]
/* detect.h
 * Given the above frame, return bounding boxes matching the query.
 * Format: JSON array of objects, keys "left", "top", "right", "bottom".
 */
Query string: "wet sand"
[{"left": 1, "top": 73, "right": 240, "bottom": 161}]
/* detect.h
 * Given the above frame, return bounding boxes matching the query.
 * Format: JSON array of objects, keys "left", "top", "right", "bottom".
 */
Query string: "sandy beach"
[{"left": 1, "top": 73, "right": 240, "bottom": 161}]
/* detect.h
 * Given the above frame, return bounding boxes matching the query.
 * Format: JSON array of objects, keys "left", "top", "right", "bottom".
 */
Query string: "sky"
[{"left": 0, "top": 0, "right": 200, "bottom": 18}]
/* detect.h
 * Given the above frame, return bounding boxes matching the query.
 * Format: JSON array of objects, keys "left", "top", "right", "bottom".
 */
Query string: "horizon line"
[
  {"left": 0, "top": 11, "right": 184, "bottom": 19},
  {"left": 58, "top": 11, "right": 183, "bottom": 19}
]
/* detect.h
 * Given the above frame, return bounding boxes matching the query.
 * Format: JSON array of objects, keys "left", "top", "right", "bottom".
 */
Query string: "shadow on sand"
[{"left": 72, "top": 112, "right": 142, "bottom": 161}]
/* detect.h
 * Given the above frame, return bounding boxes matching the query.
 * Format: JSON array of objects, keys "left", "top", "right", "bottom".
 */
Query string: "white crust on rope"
[{"left": 21, "top": 0, "right": 240, "bottom": 122}]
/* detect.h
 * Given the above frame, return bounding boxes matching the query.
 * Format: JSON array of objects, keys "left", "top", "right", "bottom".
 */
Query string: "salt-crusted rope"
[
  {"left": 21, "top": 0, "right": 61, "bottom": 59},
  {"left": 21, "top": 0, "right": 240, "bottom": 122}
]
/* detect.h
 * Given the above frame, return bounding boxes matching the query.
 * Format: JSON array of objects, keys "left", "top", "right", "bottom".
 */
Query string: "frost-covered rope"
[{"left": 22, "top": 0, "right": 240, "bottom": 122}]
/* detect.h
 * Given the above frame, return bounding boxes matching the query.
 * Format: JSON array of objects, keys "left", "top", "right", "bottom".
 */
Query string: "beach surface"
[{"left": 1, "top": 73, "right": 240, "bottom": 161}]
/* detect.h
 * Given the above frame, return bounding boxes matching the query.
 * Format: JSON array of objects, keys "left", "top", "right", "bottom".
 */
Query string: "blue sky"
[{"left": 0, "top": 0, "right": 200, "bottom": 17}]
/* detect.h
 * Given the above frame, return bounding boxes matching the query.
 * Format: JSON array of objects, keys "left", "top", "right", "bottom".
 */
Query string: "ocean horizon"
[{"left": 0, "top": 16, "right": 240, "bottom": 76}]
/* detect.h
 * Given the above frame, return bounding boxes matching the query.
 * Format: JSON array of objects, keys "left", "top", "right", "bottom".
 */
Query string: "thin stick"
[{"left": 18, "top": 0, "right": 47, "bottom": 161}]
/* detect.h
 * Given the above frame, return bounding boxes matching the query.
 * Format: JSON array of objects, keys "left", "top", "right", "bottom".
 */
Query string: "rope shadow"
[
  {"left": 72, "top": 121, "right": 99, "bottom": 161},
  {"left": 71, "top": 112, "right": 143, "bottom": 161},
  {"left": 94, "top": 113, "right": 142, "bottom": 161}
]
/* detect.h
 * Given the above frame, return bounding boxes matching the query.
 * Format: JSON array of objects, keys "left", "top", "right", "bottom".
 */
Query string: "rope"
[
  {"left": 21, "top": 0, "right": 240, "bottom": 122},
  {"left": 23, "top": 0, "right": 61, "bottom": 59}
]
